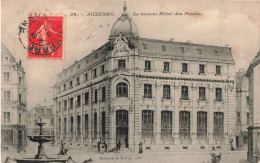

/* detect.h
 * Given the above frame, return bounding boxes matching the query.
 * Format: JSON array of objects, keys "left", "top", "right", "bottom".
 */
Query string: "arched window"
[
  {"left": 4, "top": 56, "right": 9, "bottom": 61},
  {"left": 116, "top": 82, "right": 128, "bottom": 98}
]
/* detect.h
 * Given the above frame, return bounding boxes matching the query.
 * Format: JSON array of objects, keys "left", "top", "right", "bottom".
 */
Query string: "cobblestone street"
[{"left": 2, "top": 142, "right": 249, "bottom": 163}]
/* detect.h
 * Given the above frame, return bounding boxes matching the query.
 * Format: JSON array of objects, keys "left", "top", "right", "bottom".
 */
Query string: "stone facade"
[
  {"left": 53, "top": 4, "right": 236, "bottom": 152},
  {"left": 235, "top": 69, "right": 249, "bottom": 151},
  {"left": 247, "top": 50, "right": 260, "bottom": 163},
  {"left": 1, "top": 44, "right": 27, "bottom": 152},
  {"left": 27, "top": 104, "right": 55, "bottom": 136}
]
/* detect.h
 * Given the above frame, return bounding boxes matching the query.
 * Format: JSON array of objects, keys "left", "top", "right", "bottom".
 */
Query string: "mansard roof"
[{"left": 131, "top": 38, "right": 234, "bottom": 64}]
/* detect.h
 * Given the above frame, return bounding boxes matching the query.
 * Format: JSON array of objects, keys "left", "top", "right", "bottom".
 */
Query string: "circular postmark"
[{"left": 28, "top": 16, "right": 63, "bottom": 57}]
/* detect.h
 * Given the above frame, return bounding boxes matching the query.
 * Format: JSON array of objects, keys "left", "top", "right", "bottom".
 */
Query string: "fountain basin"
[
  {"left": 28, "top": 135, "right": 54, "bottom": 143},
  {"left": 15, "top": 158, "right": 69, "bottom": 163}
]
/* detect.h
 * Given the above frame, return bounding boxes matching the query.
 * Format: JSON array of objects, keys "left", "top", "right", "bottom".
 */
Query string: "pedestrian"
[
  {"left": 104, "top": 141, "right": 108, "bottom": 152},
  {"left": 97, "top": 139, "right": 101, "bottom": 152},
  {"left": 229, "top": 139, "right": 235, "bottom": 151},
  {"left": 116, "top": 141, "right": 121, "bottom": 151},
  {"left": 139, "top": 142, "right": 143, "bottom": 154}
]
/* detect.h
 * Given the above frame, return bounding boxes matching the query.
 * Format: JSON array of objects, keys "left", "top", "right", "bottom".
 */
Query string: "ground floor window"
[
  {"left": 102, "top": 111, "right": 106, "bottom": 140},
  {"left": 179, "top": 111, "right": 190, "bottom": 139},
  {"left": 77, "top": 116, "right": 81, "bottom": 140},
  {"left": 197, "top": 112, "right": 207, "bottom": 138},
  {"left": 85, "top": 114, "right": 88, "bottom": 140},
  {"left": 93, "top": 113, "right": 97, "bottom": 140},
  {"left": 64, "top": 118, "right": 67, "bottom": 136},
  {"left": 70, "top": 117, "right": 74, "bottom": 139},
  {"left": 161, "top": 111, "right": 172, "bottom": 139},
  {"left": 142, "top": 110, "right": 154, "bottom": 139},
  {"left": 214, "top": 112, "right": 224, "bottom": 139}
]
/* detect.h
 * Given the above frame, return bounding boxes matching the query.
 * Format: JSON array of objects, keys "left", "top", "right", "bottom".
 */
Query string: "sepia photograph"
[{"left": 1, "top": 0, "right": 260, "bottom": 162}]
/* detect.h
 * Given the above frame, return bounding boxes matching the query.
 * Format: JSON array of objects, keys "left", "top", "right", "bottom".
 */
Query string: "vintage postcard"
[{"left": 1, "top": 0, "right": 260, "bottom": 163}]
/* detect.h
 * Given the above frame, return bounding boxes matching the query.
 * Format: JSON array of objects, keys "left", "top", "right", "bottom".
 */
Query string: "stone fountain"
[{"left": 10, "top": 120, "right": 74, "bottom": 163}]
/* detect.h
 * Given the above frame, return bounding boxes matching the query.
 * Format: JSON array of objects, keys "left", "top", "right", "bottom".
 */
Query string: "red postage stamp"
[{"left": 28, "top": 16, "right": 63, "bottom": 59}]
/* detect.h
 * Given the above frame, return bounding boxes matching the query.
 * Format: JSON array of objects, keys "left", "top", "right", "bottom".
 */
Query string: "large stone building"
[
  {"left": 1, "top": 44, "right": 28, "bottom": 152},
  {"left": 54, "top": 4, "right": 236, "bottom": 152},
  {"left": 235, "top": 68, "right": 249, "bottom": 151},
  {"left": 27, "top": 103, "right": 55, "bottom": 136},
  {"left": 247, "top": 50, "right": 260, "bottom": 163}
]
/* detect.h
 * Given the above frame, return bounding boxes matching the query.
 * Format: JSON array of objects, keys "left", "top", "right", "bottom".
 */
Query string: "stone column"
[
  {"left": 173, "top": 83, "right": 180, "bottom": 145},
  {"left": 81, "top": 91, "right": 84, "bottom": 142},
  {"left": 66, "top": 96, "right": 69, "bottom": 140},
  {"left": 155, "top": 82, "right": 162, "bottom": 145},
  {"left": 208, "top": 85, "right": 214, "bottom": 145},
  {"left": 73, "top": 95, "right": 76, "bottom": 142},
  {"left": 60, "top": 98, "right": 64, "bottom": 140},
  {"left": 191, "top": 86, "right": 197, "bottom": 145}
]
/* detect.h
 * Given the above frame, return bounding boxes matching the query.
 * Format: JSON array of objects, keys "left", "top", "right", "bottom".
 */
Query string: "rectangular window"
[
  {"left": 102, "top": 111, "right": 106, "bottom": 139},
  {"left": 93, "top": 68, "right": 97, "bottom": 78},
  {"left": 4, "top": 72, "right": 9, "bottom": 82},
  {"left": 85, "top": 73, "right": 88, "bottom": 81},
  {"left": 199, "top": 87, "right": 206, "bottom": 101},
  {"left": 84, "top": 92, "right": 89, "bottom": 105},
  {"left": 161, "top": 111, "right": 172, "bottom": 139},
  {"left": 77, "top": 116, "right": 81, "bottom": 139},
  {"left": 143, "top": 43, "right": 148, "bottom": 49},
  {"left": 198, "top": 49, "right": 202, "bottom": 54},
  {"left": 58, "top": 102, "right": 61, "bottom": 110},
  {"left": 118, "top": 60, "right": 126, "bottom": 68},
  {"left": 70, "top": 117, "right": 74, "bottom": 139},
  {"left": 162, "top": 45, "right": 166, "bottom": 51},
  {"left": 197, "top": 112, "right": 207, "bottom": 139},
  {"left": 94, "top": 113, "right": 97, "bottom": 139},
  {"left": 102, "top": 87, "right": 106, "bottom": 101},
  {"left": 76, "top": 77, "right": 80, "bottom": 86},
  {"left": 63, "top": 84, "right": 67, "bottom": 91},
  {"left": 179, "top": 111, "right": 190, "bottom": 139},
  {"left": 144, "top": 84, "right": 152, "bottom": 98},
  {"left": 164, "top": 62, "right": 169, "bottom": 72},
  {"left": 94, "top": 89, "right": 98, "bottom": 103},
  {"left": 4, "top": 91, "right": 10, "bottom": 101},
  {"left": 214, "top": 112, "right": 224, "bottom": 139},
  {"left": 199, "top": 64, "right": 205, "bottom": 74},
  {"left": 181, "top": 86, "right": 189, "bottom": 100},
  {"left": 180, "top": 47, "right": 184, "bottom": 53},
  {"left": 69, "top": 98, "right": 73, "bottom": 109},
  {"left": 182, "top": 63, "right": 188, "bottom": 73},
  {"left": 64, "top": 118, "right": 67, "bottom": 135},
  {"left": 216, "top": 66, "right": 221, "bottom": 75},
  {"left": 101, "top": 65, "right": 105, "bottom": 74},
  {"left": 58, "top": 87, "right": 61, "bottom": 93},
  {"left": 18, "top": 114, "right": 21, "bottom": 124},
  {"left": 216, "top": 88, "right": 222, "bottom": 101},
  {"left": 64, "top": 100, "right": 67, "bottom": 110},
  {"left": 85, "top": 114, "right": 88, "bottom": 139},
  {"left": 19, "top": 94, "right": 22, "bottom": 103},
  {"left": 76, "top": 95, "right": 81, "bottom": 107},
  {"left": 163, "top": 85, "right": 171, "bottom": 99},
  {"left": 69, "top": 81, "right": 73, "bottom": 89},
  {"left": 247, "top": 113, "right": 249, "bottom": 125},
  {"left": 237, "top": 112, "right": 241, "bottom": 123},
  {"left": 19, "top": 77, "right": 22, "bottom": 85},
  {"left": 214, "top": 50, "right": 218, "bottom": 56},
  {"left": 142, "top": 110, "right": 154, "bottom": 139},
  {"left": 145, "top": 60, "right": 151, "bottom": 71}
]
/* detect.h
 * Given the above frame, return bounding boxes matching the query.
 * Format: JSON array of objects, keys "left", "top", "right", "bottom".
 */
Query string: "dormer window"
[
  {"left": 198, "top": 49, "right": 202, "bottom": 54},
  {"left": 162, "top": 45, "right": 166, "bottom": 51},
  {"left": 180, "top": 47, "right": 184, "bottom": 53},
  {"left": 143, "top": 43, "right": 148, "bottom": 49}
]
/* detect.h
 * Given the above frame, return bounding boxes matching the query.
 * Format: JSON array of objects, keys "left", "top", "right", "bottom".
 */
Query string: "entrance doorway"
[{"left": 116, "top": 110, "right": 128, "bottom": 148}]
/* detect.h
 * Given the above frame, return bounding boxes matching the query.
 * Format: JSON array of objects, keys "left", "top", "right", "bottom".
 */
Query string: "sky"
[{"left": 1, "top": 0, "right": 260, "bottom": 110}]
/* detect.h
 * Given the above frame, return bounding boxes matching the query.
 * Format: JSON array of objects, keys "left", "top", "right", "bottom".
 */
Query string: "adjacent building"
[
  {"left": 235, "top": 69, "right": 249, "bottom": 151},
  {"left": 247, "top": 50, "right": 260, "bottom": 163},
  {"left": 54, "top": 4, "right": 236, "bottom": 152},
  {"left": 1, "top": 44, "right": 27, "bottom": 152},
  {"left": 27, "top": 103, "right": 55, "bottom": 136}
]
